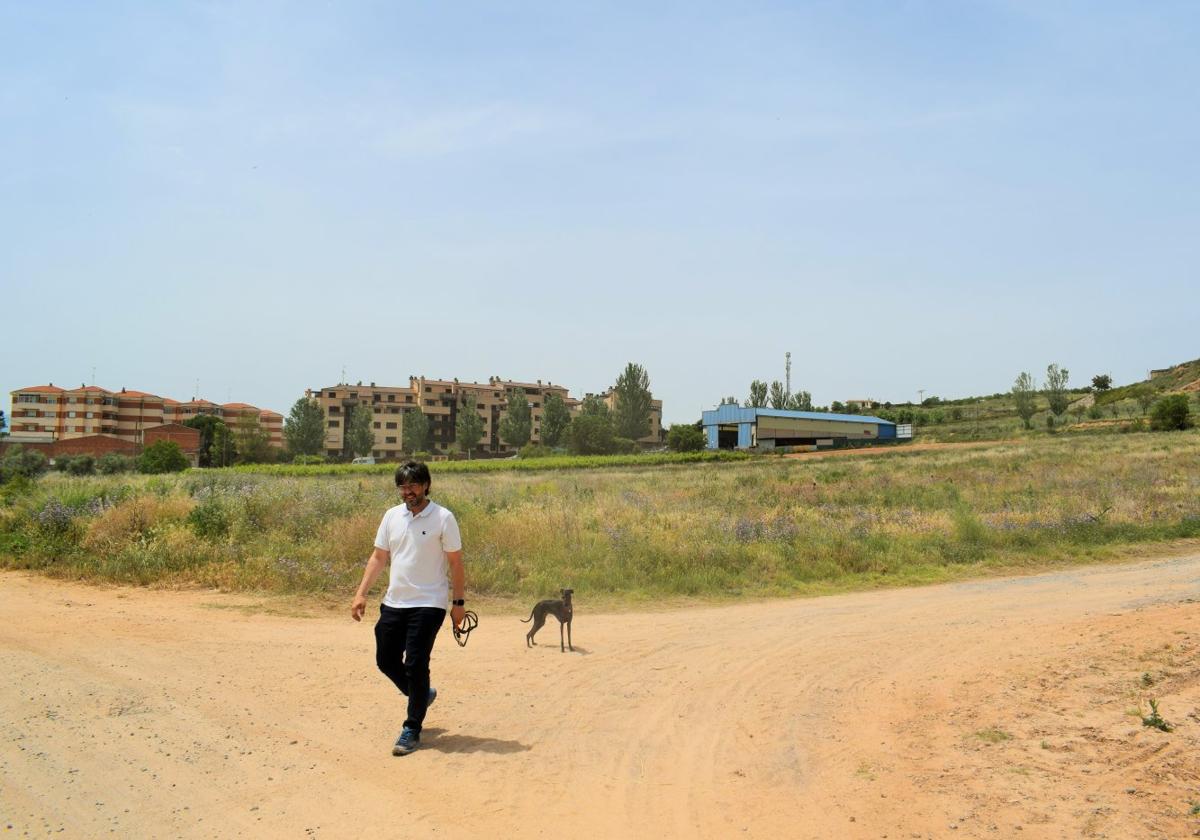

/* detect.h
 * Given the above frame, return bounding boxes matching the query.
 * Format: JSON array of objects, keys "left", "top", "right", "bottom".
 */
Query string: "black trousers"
[{"left": 374, "top": 605, "right": 446, "bottom": 733}]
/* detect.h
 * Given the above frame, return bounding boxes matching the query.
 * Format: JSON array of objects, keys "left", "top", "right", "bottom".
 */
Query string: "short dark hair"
[{"left": 395, "top": 459, "right": 431, "bottom": 490}]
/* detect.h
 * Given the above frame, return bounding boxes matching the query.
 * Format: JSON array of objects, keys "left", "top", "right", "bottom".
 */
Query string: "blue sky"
[{"left": 2, "top": 1, "right": 1197, "bottom": 424}]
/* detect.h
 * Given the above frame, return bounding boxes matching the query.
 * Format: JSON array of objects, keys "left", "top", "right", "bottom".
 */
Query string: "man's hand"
[
  {"left": 351, "top": 594, "right": 367, "bottom": 622},
  {"left": 450, "top": 604, "right": 466, "bottom": 629}
]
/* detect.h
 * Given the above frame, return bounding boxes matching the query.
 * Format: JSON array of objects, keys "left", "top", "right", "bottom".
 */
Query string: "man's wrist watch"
[{"left": 451, "top": 599, "right": 465, "bottom": 606}]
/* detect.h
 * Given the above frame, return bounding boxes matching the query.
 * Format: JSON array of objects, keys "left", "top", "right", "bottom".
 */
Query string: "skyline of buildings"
[
  {"left": 6, "top": 373, "right": 664, "bottom": 460},
  {"left": 6, "top": 383, "right": 284, "bottom": 449}
]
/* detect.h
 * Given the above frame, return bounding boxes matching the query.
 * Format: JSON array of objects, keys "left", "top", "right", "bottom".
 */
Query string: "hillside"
[{"left": 897, "top": 357, "right": 1200, "bottom": 442}]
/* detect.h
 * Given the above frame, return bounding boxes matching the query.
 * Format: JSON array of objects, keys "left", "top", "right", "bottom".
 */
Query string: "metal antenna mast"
[{"left": 785, "top": 352, "right": 792, "bottom": 397}]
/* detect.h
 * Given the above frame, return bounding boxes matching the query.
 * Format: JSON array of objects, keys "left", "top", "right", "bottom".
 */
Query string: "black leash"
[{"left": 453, "top": 610, "right": 479, "bottom": 647}]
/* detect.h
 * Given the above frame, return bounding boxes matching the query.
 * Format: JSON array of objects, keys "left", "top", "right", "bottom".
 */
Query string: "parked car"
[{"left": 350, "top": 456, "right": 376, "bottom": 465}]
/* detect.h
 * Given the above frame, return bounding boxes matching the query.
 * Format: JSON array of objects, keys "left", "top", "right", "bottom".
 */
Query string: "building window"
[
  {"left": 425, "top": 399, "right": 435, "bottom": 406},
  {"left": 385, "top": 436, "right": 397, "bottom": 444},
  {"left": 386, "top": 422, "right": 397, "bottom": 429},
  {"left": 329, "top": 406, "right": 341, "bottom": 414},
  {"left": 327, "top": 391, "right": 337, "bottom": 398},
  {"left": 373, "top": 422, "right": 381, "bottom": 429},
  {"left": 406, "top": 395, "right": 413, "bottom": 403},
  {"left": 328, "top": 420, "right": 340, "bottom": 428},
  {"left": 387, "top": 395, "right": 395, "bottom": 402}
]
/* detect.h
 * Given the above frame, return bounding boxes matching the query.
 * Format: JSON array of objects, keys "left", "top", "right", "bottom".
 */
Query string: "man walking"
[{"left": 351, "top": 460, "right": 466, "bottom": 756}]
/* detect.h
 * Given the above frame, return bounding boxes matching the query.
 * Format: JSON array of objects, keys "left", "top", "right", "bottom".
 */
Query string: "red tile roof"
[{"left": 15, "top": 385, "right": 65, "bottom": 393}]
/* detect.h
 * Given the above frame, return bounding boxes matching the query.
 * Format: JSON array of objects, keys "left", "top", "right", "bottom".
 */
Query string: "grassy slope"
[{"left": 909, "top": 359, "right": 1200, "bottom": 443}]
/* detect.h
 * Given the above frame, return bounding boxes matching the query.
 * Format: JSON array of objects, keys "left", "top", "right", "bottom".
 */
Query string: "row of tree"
[
  {"left": 281, "top": 363, "right": 658, "bottom": 460},
  {"left": 183, "top": 413, "right": 275, "bottom": 466},
  {"left": 740, "top": 380, "right": 814, "bottom": 411}
]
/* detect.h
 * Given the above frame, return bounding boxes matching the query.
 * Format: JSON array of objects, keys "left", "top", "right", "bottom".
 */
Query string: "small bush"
[
  {"left": 66, "top": 455, "right": 96, "bottom": 476},
  {"left": 1, "top": 446, "right": 49, "bottom": 482},
  {"left": 97, "top": 453, "right": 137, "bottom": 474},
  {"left": 519, "top": 443, "right": 553, "bottom": 459},
  {"left": 611, "top": 437, "right": 640, "bottom": 454},
  {"left": 140, "top": 440, "right": 190, "bottom": 474},
  {"left": 187, "top": 496, "right": 231, "bottom": 539},
  {"left": 54, "top": 455, "right": 76, "bottom": 473},
  {"left": 667, "top": 424, "right": 706, "bottom": 452},
  {"left": 1150, "top": 394, "right": 1192, "bottom": 431},
  {"left": 292, "top": 454, "right": 326, "bottom": 465}
]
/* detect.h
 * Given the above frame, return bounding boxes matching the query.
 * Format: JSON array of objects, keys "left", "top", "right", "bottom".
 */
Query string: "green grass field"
[{"left": 2, "top": 430, "right": 1198, "bottom": 602}]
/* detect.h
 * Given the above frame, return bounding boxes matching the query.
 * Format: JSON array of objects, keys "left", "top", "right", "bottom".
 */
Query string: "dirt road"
[{"left": 3, "top": 556, "right": 1199, "bottom": 839}]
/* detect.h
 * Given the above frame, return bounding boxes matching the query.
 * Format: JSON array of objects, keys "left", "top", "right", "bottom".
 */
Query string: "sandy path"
[{"left": 2, "top": 556, "right": 1199, "bottom": 839}]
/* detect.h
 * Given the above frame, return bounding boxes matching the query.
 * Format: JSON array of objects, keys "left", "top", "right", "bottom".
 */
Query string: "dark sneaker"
[
  {"left": 427, "top": 686, "right": 437, "bottom": 708},
  {"left": 392, "top": 727, "right": 420, "bottom": 756}
]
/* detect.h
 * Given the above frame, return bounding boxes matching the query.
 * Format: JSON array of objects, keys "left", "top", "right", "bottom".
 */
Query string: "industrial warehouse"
[{"left": 701, "top": 403, "right": 904, "bottom": 450}]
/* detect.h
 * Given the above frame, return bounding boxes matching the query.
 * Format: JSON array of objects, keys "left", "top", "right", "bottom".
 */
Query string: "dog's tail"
[{"left": 519, "top": 608, "right": 535, "bottom": 623}]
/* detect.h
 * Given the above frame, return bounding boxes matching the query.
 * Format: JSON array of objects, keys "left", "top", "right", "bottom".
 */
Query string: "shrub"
[
  {"left": 54, "top": 455, "right": 76, "bottom": 473},
  {"left": 667, "top": 424, "right": 706, "bottom": 452},
  {"left": 97, "top": 453, "right": 137, "bottom": 474},
  {"left": 1150, "top": 394, "right": 1193, "bottom": 431},
  {"left": 292, "top": 454, "right": 326, "bottom": 465},
  {"left": 66, "top": 454, "right": 95, "bottom": 476},
  {"left": 611, "top": 436, "right": 639, "bottom": 454},
  {"left": 519, "top": 443, "right": 553, "bottom": 459},
  {"left": 1, "top": 446, "right": 48, "bottom": 483},
  {"left": 140, "top": 440, "right": 189, "bottom": 474},
  {"left": 187, "top": 496, "right": 231, "bottom": 539}
]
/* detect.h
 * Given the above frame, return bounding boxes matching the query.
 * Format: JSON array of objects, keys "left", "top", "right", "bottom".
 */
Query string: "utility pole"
[
  {"left": 917, "top": 389, "right": 925, "bottom": 406},
  {"left": 785, "top": 351, "right": 792, "bottom": 398}
]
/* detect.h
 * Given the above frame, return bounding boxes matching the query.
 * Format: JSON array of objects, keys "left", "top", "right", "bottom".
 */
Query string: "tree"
[
  {"left": 769, "top": 381, "right": 788, "bottom": 410},
  {"left": 454, "top": 397, "right": 486, "bottom": 458},
  {"left": 140, "top": 440, "right": 189, "bottom": 473},
  {"left": 1044, "top": 364, "right": 1070, "bottom": 417},
  {"left": 581, "top": 394, "right": 610, "bottom": 417},
  {"left": 540, "top": 392, "right": 571, "bottom": 448},
  {"left": 210, "top": 421, "right": 236, "bottom": 467},
  {"left": 499, "top": 388, "right": 532, "bottom": 448},
  {"left": 184, "top": 414, "right": 226, "bottom": 468},
  {"left": 830, "top": 400, "right": 845, "bottom": 413},
  {"left": 787, "top": 390, "right": 813, "bottom": 411},
  {"left": 567, "top": 413, "right": 615, "bottom": 454},
  {"left": 0, "top": 409, "right": 7, "bottom": 436},
  {"left": 611, "top": 363, "right": 652, "bottom": 441},
  {"left": 401, "top": 408, "right": 430, "bottom": 454},
  {"left": 234, "top": 413, "right": 273, "bottom": 464},
  {"left": 1012, "top": 372, "right": 1037, "bottom": 429},
  {"left": 1150, "top": 394, "right": 1193, "bottom": 431},
  {"left": 666, "top": 424, "right": 706, "bottom": 452},
  {"left": 747, "top": 380, "right": 768, "bottom": 408},
  {"left": 284, "top": 397, "right": 326, "bottom": 457},
  {"left": 1091, "top": 374, "right": 1112, "bottom": 393},
  {"left": 345, "top": 404, "right": 375, "bottom": 458},
  {"left": 1135, "top": 388, "right": 1156, "bottom": 415}
]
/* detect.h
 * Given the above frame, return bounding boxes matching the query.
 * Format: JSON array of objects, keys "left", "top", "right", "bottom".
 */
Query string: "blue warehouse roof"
[{"left": 702, "top": 403, "right": 894, "bottom": 426}]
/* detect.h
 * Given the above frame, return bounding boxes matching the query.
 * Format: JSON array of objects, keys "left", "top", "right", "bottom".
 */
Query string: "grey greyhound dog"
[{"left": 521, "top": 588, "right": 573, "bottom": 652}]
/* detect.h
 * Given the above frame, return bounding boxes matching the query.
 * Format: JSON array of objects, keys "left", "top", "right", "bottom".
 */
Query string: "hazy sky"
[{"left": 3, "top": 1, "right": 1197, "bottom": 424}]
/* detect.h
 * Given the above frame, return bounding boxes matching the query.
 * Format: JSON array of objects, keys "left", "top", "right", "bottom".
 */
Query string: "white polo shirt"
[{"left": 374, "top": 500, "right": 463, "bottom": 609}]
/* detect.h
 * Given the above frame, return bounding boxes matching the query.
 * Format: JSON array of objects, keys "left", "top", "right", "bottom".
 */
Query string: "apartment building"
[
  {"left": 7, "top": 384, "right": 283, "bottom": 449},
  {"left": 308, "top": 376, "right": 585, "bottom": 460}
]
